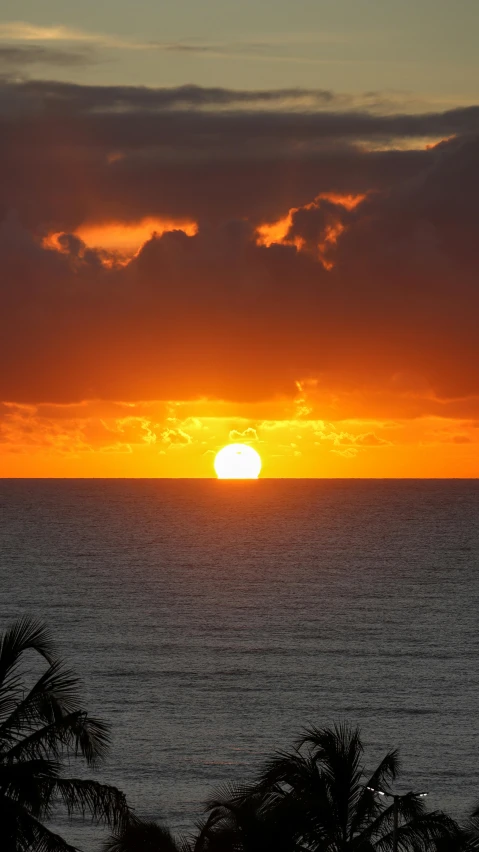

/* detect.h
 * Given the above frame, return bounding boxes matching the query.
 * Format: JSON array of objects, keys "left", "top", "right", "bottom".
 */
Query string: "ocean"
[{"left": 1, "top": 479, "right": 478, "bottom": 848}]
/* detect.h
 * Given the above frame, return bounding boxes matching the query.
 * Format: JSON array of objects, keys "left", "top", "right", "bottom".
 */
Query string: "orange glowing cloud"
[
  {"left": 43, "top": 217, "right": 198, "bottom": 264},
  {"left": 1, "top": 396, "right": 479, "bottom": 479},
  {"left": 256, "top": 212, "right": 294, "bottom": 246},
  {"left": 319, "top": 193, "right": 367, "bottom": 210},
  {"left": 256, "top": 192, "right": 365, "bottom": 267},
  {"left": 76, "top": 218, "right": 198, "bottom": 253}
]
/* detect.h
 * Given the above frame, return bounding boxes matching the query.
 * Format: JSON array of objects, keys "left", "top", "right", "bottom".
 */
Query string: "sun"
[{"left": 214, "top": 444, "right": 262, "bottom": 479}]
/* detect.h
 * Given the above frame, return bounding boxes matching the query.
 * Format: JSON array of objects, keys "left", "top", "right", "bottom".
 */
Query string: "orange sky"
[
  {"left": 2, "top": 200, "right": 478, "bottom": 477},
  {"left": 2, "top": 389, "right": 479, "bottom": 478},
  {"left": 1, "top": 81, "right": 478, "bottom": 477},
  {"left": 2, "top": 207, "right": 477, "bottom": 478}
]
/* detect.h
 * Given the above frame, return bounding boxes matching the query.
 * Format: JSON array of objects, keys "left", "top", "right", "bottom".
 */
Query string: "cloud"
[
  {"left": 161, "top": 428, "right": 192, "bottom": 446},
  {"left": 0, "top": 20, "right": 140, "bottom": 50},
  {"left": 0, "top": 44, "right": 97, "bottom": 68},
  {"left": 0, "top": 21, "right": 384, "bottom": 69},
  {"left": 4, "top": 75, "right": 479, "bottom": 120},
  {"left": 314, "top": 427, "right": 391, "bottom": 449},
  {"left": 229, "top": 427, "right": 258, "bottom": 443},
  {"left": 0, "top": 76, "right": 364, "bottom": 113},
  {"left": 0, "top": 21, "right": 221, "bottom": 57},
  {"left": 3, "top": 79, "right": 474, "bottom": 234},
  {"left": 0, "top": 80, "right": 478, "bottom": 429},
  {"left": 1, "top": 398, "right": 478, "bottom": 477}
]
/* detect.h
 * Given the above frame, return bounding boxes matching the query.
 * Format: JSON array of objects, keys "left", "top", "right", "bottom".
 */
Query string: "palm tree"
[
  {"left": 0, "top": 616, "right": 129, "bottom": 851},
  {"left": 104, "top": 793, "right": 293, "bottom": 852},
  {"left": 200, "top": 723, "right": 461, "bottom": 852},
  {"left": 194, "top": 785, "right": 295, "bottom": 852},
  {"left": 103, "top": 814, "right": 181, "bottom": 852},
  {"left": 462, "top": 804, "right": 479, "bottom": 850}
]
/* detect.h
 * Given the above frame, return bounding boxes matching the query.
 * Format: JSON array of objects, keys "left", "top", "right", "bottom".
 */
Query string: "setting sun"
[{"left": 214, "top": 444, "right": 262, "bottom": 479}]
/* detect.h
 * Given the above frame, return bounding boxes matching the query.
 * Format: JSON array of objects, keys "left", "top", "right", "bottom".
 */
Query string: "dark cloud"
[
  {"left": 0, "top": 45, "right": 97, "bottom": 70},
  {"left": 2, "top": 76, "right": 479, "bottom": 125},
  {"left": 151, "top": 42, "right": 219, "bottom": 54},
  {"left": 0, "top": 80, "right": 478, "bottom": 410},
  {"left": 0, "top": 78, "right": 459, "bottom": 229},
  {"left": 0, "top": 78, "right": 344, "bottom": 114}
]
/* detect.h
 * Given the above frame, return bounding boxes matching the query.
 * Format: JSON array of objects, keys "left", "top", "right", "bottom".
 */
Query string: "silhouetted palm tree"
[
  {"left": 461, "top": 804, "right": 479, "bottom": 850},
  {"left": 200, "top": 723, "right": 461, "bottom": 852},
  {"left": 0, "top": 616, "right": 129, "bottom": 851},
  {"left": 195, "top": 784, "right": 295, "bottom": 852},
  {"left": 104, "top": 814, "right": 181, "bottom": 852}
]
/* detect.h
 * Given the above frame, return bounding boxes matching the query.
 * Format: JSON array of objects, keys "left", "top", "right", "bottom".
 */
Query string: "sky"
[
  {"left": 1, "top": 0, "right": 479, "bottom": 101},
  {"left": 1, "top": 1, "right": 479, "bottom": 476}
]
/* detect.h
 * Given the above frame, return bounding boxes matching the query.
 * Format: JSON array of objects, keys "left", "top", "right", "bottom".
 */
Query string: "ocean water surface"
[{"left": 1, "top": 479, "right": 478, "bottom": 847}]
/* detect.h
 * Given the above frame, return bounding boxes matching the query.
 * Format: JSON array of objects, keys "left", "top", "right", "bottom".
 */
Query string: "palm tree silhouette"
[
  {"left": 194, "top": 784, "right": 296, "bottom": 852},
  {"left": 199, "top": 723, "right": 461, "bottom": 851},
  {"left": 461, "top": 804, "right": 479, "bottom": 850},
  {"left": 0, "top": 616, "right": 129, "bottom": 851},
  {"left": 104, "top": 814, "right": 181, "bottom": 852}
]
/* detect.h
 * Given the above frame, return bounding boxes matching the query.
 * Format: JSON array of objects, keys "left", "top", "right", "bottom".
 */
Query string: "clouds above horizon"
[
  {"left": 0, "top": 19, "right": 358, "bottom": 65},
  {"left": 0, "top": 44, "right": 98, "bottom": 70},
  {"left": 1, "top": 78, "right": 479, "bottom": 433}
]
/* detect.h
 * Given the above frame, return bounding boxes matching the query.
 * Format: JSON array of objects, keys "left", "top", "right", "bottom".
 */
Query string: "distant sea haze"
[{"left": 1, "top": 479, "right": 478, "bottom": 848}]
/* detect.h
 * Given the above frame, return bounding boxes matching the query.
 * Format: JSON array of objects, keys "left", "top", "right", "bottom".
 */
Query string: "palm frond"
[
  {"left": 203, "top": 781, "right": 255, "bottom": 813},
  {"left": 26, "top": 819, "right": 78, "bottom": 852},
  {"left": 0, "top": 796, "right": 78, "bottom": 852},
  {"left": 0, "top": 616, "right": 125, "bottom": 851},
  {"left": 40, "top": 777, "right": 129, "bottom": 829},
  {"left": 469, "top": 803, "right": 479, "bottom": 825},
  {"left": 190, "top": 811, "right": 236, "bottom": 852},
  {"left": 255, "top": 748, "right": 315, "bottom": 792},
  {"left": 0, "top": 661, "right": 85, "bottom": 750},
  {"left": 396, "top": 792, "right": 428, "bottom": 823},
  {"left": 299, "top": 723, "right": 363, "bottom": 796},
  {"left": 193, "top": 811, "right": 224, "bottom": 849},
  {"left": 0, "top": 618, "right": 57, "bottom": 688},
  {"left": 72, "top": 713, "right": 111, "bottom": 766},
  {"left": 352, "top": 797, "right": 394, "bottom": 844},
  {"left": 464, "top": 803, "right": 479, "bottom": 849},
  {"left": 364, "top": 749, "right": 400, "bottom": 794},
  {"left": 0, "top": 758, "right": 60, "bottom": 817},
  {"left": 103, "top": 815, "right": 179, "bottom": 852},
  {"left": 0, "top": 689, "right": 23, "bottom": 725},
  {"left": 349, "top": 782, "right": 385, "bottom": 840},
  {"left": 201, "top": 722, "right": 462, "bottom": 852},
  {"left": 374, "top": 811, "right": 462, "bottom": 852},
  {"left": 298, "top": 722, "right": 362, "bottom": 763},
  {"left": 4, "top": 708, "right": 110, "bottom": 767}
]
